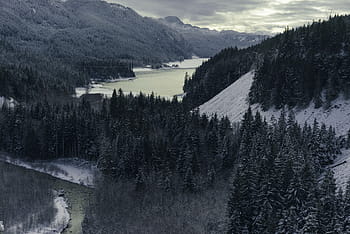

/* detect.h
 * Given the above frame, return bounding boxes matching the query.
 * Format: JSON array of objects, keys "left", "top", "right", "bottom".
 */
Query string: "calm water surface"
[{"left": 76, "top": 58, "right": 208, "bottom": 99}]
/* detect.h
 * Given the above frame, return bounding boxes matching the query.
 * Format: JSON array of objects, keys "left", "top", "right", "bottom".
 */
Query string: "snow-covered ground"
[
  {"left": 199, "top": 71, "right": 350, "bottom": 136},
  {"left": 331, "top": 149, "right": 350, "bottom": 190},
  {"left": 0, "top": 154, "right": 97, "bottom": 187},
  {"left": 199, "top": 71, "right": 350, "bottom": 187},
  {"left": 7, "top": 194, "right": 70, "bottom": 234},
  {"left": 165, "top": 58, "right": 208, "bottom": 69},
  {"left": 0, "top": 96, "right": 16, "bottom": 108},
  {"left": 199, "top": 71, "right": 255, "bottom": 126},
  {"left": 27, "top": 195, "right": 70, "bottom": 234}
]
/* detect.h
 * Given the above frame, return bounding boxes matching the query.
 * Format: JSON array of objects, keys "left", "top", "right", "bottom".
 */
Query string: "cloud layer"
[{"left": 108, "top": 0, "right": 350, "bottom": 34}]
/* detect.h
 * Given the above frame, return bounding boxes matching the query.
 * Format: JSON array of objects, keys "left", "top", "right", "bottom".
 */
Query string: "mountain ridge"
[{"left": 159, "top": 15, "right": 266, "bottom": 57}]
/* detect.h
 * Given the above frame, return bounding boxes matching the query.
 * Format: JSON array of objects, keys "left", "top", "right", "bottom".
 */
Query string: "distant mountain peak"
[{"left": 164, "top": 16, "right": 184, "bottom": 25}]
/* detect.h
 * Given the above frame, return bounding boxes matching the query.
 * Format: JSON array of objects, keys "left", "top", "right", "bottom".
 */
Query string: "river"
[
  {"left": 0, "top": 162, "right": 93, "bottom": 234},
  {"left": 75, "top": 58, "right": 208, "bottom": 99}
]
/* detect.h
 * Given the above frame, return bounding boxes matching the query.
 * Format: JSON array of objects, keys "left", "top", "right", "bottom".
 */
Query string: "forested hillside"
[
  {"left": 2, "top": 3, "right": 350, "bottom": 232},
  {"left": 0, "top": 0, "right": 189, "bottom": 100},
  {"left": 183, "top": 15, "right": 350, "bottom": 110},
  {"left": 0, "top": 0, "right": 266, "bottom": 101},
  {"left": 0, "top": 0, "right": 191, "bottom": 65},
  {"left": 227, "top": 108, "right": 347, "bottom": 233},
  {"left": 0, "top": 91, "right": 237, "bottom": 185},
  {"left": 1, "top": 89, "right": 349, "bottom": 232}
]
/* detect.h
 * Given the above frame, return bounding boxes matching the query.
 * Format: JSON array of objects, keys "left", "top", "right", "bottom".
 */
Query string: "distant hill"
[{"left": 159, "top": 16, "right": 266, "bottom": 58}]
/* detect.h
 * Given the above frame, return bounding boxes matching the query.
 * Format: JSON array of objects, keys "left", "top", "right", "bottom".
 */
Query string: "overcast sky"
[{"left": 107, "top": 0, "right": 350, "bottom": 34}]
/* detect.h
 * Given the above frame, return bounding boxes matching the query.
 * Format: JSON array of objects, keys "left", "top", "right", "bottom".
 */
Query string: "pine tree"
[
  {"left": 318, "top": 169, "right": 337, "bottom": 233},
  {"left": 227, "top": 169, "right": 246, "bottom": 233},
  {"left": 302, "top": 205, "right": 320, "bottom": 234},
  {"left": 183, "top": 166, "right": 195, "bottom": 192},
  {"left": 110, "top": 89, "right": 118, "bottom": 118},
  {"left": 135, "top": 167, "right": 146, "bottom": 191},
  {"left": 344, "top": 180, "right": 350, "bottom": 232}
]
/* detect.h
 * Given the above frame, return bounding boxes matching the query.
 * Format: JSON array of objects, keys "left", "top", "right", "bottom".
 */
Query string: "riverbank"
[
  {"left": 0, "top": 153, "right": 97, "bottom": 187},
  {"left": 0, "top": 161, "right": 93, "bottom": 234}
]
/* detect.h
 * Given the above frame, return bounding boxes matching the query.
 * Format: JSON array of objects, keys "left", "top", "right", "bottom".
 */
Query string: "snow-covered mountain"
[
  {"left": 159, "top": 16, "right": 266, "bottom": 58},
  {"left": 0, "top": 0, "right": 192, "bottom": 64},
  {"left": 199, "top": 71, "right": 350, "bottom": 188},
  {"left": 0, "top": 0, "right": 265, "bottom": 65}
]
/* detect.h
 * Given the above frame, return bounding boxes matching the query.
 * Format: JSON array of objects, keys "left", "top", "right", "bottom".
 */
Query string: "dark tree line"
[
  {"left": 183, "top": 15, "right": 350, "bottom": 110},
  {"left": 0, "top": 65, "right": 80, "bottom": 102},
  {"left": 1, "top": 87, "right": 349, "bottom": 232},
  {"left": 0, "top": 162, "right": 56, "bottom": 233},
  {"left": 79, "top": 104, "right": 348, "bottom": 233},
  {"left": 0, "top": 36, "right": 134, "bottom": 101},
  {"left": 227, "top": 108, "right": 346, "bottom": 233},
  {"left": 78, "top": 59, "right": 135, "bottom": 81},
  {"left": 0, "top": 90, "right": 239, "bottom": 191},
  {"left": 250, "top": 16, "right": 350, "bottom": 109}
]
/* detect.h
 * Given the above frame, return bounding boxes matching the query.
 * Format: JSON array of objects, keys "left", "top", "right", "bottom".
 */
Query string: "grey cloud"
[{"left": 107, "top": 0, "right": 350, "bottom": 33}]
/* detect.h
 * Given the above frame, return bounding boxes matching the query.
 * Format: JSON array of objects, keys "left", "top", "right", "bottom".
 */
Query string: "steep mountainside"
[
  {"left": 0, "top": 0, "right": 192, "bottom": 64},
  {"left": 160, "top": 16, "right": 266, "bottom": 58},
  {"left": 195, "top": 16, "right": 350, "bottom": 192},
  {"left": 199, "top": 71, "right": 350, "bottom": 136},
  {"left": 199, "top": 71, "right": 350, "bottom": 190},
  {"left": 184, "top": 15, "right": 350, "bottom": 110}
]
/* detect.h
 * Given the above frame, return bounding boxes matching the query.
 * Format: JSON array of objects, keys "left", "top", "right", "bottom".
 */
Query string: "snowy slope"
[
  {"left": 199, "top": 71, "right": 350, "bottom": 187},
  {"left": 330, "top": 149, "right": 350, "bottom": 190},
  {"left": 199, "top": 71, "right": 350, "bottom": 136},
  {"left": 0, "top": 154, "right": 97, "bottom": 187},
  {"left": 199, "top": 71, "right": 255, "bottom": 124}
]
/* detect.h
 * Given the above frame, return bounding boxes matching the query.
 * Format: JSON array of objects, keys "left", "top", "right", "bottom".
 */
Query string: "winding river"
[{"left": 0, "top": 162, "right": 92, "bottom": 234}]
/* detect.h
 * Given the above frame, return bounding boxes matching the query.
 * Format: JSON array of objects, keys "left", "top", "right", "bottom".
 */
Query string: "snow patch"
[
  {"left": 0, "top": 154, "right": 97, "bottom": 187},
  {"left": 0, "top": 96, "right": 16, "bottom": 108}
]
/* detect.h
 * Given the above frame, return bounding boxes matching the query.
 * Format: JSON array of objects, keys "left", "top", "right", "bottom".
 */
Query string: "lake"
[{"left": 75, "top": 58, "right": 208, "bottom": 99}]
